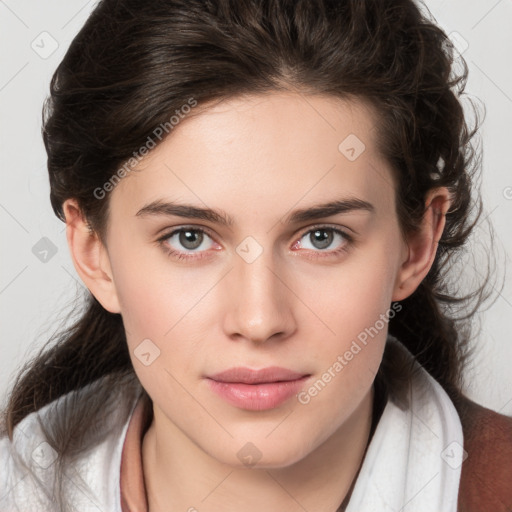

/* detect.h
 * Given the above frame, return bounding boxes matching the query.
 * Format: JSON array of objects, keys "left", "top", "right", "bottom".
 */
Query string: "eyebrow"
[{"left": 135, "top": 197, "right": 375, "bottom": 226}]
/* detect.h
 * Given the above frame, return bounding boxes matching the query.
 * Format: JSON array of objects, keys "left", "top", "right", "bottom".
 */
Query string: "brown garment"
[
  {"left": 454, "top": 395, "right": 512, "bottom": 511},
  {"left": 120, "top": 394, "right": 150, "bottom": 512},
  {"left": 119, "top": 392, "right": 512, "bottom": 512}
]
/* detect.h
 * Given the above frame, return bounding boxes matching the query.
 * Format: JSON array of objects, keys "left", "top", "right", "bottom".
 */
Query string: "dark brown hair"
[{"left": 1, "top": 0, "right": 493, "bottom": 508}]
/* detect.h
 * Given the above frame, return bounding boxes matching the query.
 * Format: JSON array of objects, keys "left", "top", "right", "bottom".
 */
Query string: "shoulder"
[
  {"left": 0, "top": 402, "right": 58, "bottom": 510},
  {"left": 454, "top": 394, "right": 512, "bottom": 512},
  {"left": 0, "top": 374, "right": 142, "bottom": 511}
]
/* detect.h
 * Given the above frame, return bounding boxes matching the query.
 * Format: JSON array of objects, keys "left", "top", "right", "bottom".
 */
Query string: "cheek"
[
  {"left": 292, "top": 237, "right": 399, "bottom": 392},
  {"left": 297, "top": 239, "right": 400, "bottom": 338},
  {"left": 105, "top": 238, "right": 199, "bottom": 378},
  {"left": 292, "top": 260, "right": 395, "bottom": 445},
  {"left": 109, "top": 231, "right": 206, "bottom": 336},
  {"left": 112, "top": 261, "right": 208, "bottom": 408}
]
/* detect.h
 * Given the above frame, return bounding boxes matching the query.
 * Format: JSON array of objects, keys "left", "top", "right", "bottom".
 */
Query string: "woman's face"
[{"left": 104, "top": 92, "right": 409, "bottom": 467}]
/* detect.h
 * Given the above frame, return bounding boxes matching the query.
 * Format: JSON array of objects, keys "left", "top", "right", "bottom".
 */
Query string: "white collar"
[{"left": 345, "top": 356, "right": 464, "bottom": 512}]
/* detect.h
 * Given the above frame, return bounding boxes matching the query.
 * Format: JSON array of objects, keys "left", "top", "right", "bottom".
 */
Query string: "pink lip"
[{"left": 206, "top": 366, "right": 310, "bottom": 411}]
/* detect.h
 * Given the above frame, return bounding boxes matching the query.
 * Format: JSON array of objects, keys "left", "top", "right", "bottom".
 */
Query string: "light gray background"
[{"left": 1, "top": 0, "right": 511, "bottom": 414}]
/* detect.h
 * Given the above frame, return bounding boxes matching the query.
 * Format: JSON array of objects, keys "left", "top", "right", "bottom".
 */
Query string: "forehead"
[{"left": 109, "top": 92, "right": 395, "bottom": 225}]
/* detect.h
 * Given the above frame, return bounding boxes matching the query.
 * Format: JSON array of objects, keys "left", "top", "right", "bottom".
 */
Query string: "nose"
[{"left": 222, "top": 246, "right": 297, "bottom": 345}]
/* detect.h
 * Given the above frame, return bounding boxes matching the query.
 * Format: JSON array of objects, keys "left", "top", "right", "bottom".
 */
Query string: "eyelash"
[{"left": 156, "top": 224, "right": 354, "bottom": 262}]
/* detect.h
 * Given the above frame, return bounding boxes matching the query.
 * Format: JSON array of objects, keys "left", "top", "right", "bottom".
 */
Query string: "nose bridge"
[{"left": 223, "top": 239, "right": 295, "bottom": 343}]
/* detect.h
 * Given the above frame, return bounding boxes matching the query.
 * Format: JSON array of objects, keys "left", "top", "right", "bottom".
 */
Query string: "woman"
[{"left": 1, "top": 0, "right": 511, "bottom": 511}]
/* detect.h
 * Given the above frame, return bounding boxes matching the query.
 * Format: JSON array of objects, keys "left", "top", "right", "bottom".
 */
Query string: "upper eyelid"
[
  {"left": 158, "top": 224, "right": 352, "bottom": 247},
  {"left": 157, "top": 225, "right": 217, "bottom": 243},
  {"left": 300, "top": 224, "right": 353, "bottom": 237}
]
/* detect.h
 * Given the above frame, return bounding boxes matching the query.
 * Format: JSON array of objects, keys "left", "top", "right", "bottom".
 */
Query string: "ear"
[
  {"left": 392, "top": 187, "right": 451, "bottom": 302},
  {"left": 63, "top": 198, "right": 121, "bottom": 314}
]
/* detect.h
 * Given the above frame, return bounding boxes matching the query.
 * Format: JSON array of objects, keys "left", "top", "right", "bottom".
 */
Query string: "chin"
[{"left": 208, "top": 436, "right": 315, "bottom": 470}]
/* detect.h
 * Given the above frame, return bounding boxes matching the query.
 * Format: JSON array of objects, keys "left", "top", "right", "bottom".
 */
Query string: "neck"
[{"left": 142, "top": 387, "right": 374, "bottom": 512}]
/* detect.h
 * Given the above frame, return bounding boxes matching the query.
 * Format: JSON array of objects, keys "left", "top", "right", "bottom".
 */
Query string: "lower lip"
[{"left": 206, "top": 376, "right": 309, "bottom": 411}]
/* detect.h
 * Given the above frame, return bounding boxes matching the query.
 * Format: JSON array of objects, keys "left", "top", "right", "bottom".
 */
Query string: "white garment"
[
  {"left": 0, "top": 383, "right": 139, "bottom": 512},
  {"left": 0, "top": 358, "right": 463, "bottom": 512},
  {"left": 345, "top": 360, "right": 464, "bottom": 512}
]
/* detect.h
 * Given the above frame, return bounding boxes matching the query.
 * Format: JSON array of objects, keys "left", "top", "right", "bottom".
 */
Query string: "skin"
[{"left": 64, "top": 91, "right": 450, "bottom": 511}]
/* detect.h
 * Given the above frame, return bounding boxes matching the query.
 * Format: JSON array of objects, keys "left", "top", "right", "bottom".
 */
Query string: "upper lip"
[{"left": 207, "top": 366, "right": 309, "bottom": 384}]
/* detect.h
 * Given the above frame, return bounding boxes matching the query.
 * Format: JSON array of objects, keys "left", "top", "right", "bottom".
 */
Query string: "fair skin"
[{"left": 64, "top": 92, "right": 450, "bottom": 512}]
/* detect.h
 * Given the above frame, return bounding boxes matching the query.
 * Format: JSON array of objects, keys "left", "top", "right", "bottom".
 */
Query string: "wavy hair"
[{"left": 1, "top": 0, "right": 493, "bottom": 509}]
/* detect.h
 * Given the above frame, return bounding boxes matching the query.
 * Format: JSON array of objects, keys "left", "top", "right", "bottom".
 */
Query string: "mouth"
[{"left": 205, "top": 366, "right": 311, "bottom": 411}]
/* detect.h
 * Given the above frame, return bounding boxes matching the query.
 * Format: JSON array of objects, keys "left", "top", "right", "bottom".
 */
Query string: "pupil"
[
  {"left": 180, "top": 230, "right": 202, "bottom": 249},
  {"left": 312, "top": 229, "right": 332, "bottom": 249}
]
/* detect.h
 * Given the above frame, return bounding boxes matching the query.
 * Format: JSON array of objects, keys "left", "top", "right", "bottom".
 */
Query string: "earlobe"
[
  {"left": 63, "top": 199, "right": 121, "bottom": 314},
  {"left": 392, "top": 187, "right": 451, "bottom": 302}
]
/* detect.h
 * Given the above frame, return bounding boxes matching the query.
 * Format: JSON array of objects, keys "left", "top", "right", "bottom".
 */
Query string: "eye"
[
  {"left": 157, "top": 227, "right": 218, "bottom": 260},
  {"left": 157, "top": 224, "right": 353, "bottom": 262},
  {"left": 292, "top": 226, "right": 353, "bottom": 257}
]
